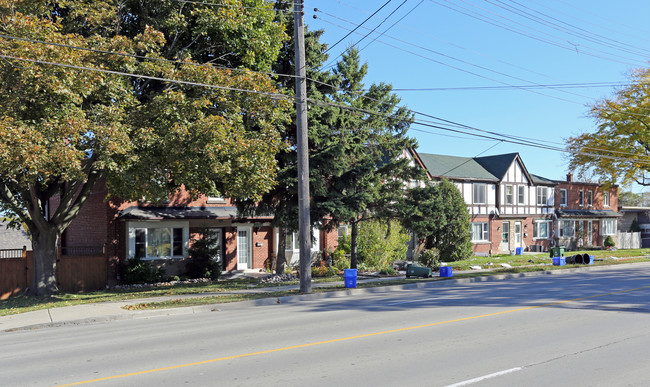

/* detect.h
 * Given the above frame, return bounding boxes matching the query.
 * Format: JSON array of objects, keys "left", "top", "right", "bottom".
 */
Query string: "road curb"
[{"left": 4, "top": 261, "right": 649, "bottom": 332}]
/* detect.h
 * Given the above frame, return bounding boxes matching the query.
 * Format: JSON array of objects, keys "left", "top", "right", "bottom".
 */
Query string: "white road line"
[{"left": 445, "top": 367, "right": 523, "bottom": 387}]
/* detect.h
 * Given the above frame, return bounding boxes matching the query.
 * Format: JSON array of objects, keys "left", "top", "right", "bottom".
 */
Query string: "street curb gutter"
[{"left": 5, "top": 261, "right": 650, "bottom": 332}]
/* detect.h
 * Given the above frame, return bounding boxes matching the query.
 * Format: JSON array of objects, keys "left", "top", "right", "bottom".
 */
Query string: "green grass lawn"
[{"left": 2, "top": 248, "right": 650, "bottom": 316}]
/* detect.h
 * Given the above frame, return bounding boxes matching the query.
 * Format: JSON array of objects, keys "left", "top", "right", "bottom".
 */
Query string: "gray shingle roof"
[
  {"left": 118, "top": 206, "right": 241, "bottom": 220},
  {"left": 0, "top": 221, "right": 31, "bottom": 250}
]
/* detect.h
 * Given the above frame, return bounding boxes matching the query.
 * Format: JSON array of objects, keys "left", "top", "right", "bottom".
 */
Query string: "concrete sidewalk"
[
  {"left": 0, "top": 275, "right": 410, "bottom": 332},
  {"left": 2, "top": 262, "right": 640, "bottom": 332}
]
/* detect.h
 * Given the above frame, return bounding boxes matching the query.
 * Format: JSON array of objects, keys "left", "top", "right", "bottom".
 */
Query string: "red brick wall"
[
  {"left": 320, "top": 228, "right": 339, "bottom": 257},
  {"left": 555, "top": 182, "right": 618, "bottom": 210}
]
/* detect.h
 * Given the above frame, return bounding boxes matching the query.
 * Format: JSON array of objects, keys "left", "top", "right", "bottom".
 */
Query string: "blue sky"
[{"left": 305, "top": 0, "right": 650, "bottom": 192}]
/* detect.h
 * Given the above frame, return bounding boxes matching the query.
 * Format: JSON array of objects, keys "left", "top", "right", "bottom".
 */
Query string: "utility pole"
[{"left": 294, "top": 0, "right": 312, "bottom": 293}]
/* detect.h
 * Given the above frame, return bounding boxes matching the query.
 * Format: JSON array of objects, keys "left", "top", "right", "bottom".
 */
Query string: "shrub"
[
  {"left": 186, "top": 228, "right": 222, "bottom": 280},
  {"left": 418, "top": 249, "right": 440, "bottom": 270},
  {"left": 120, "top": 256, "right": 166, "bottom": 285},
  {"left": 357, "top": 220, "right": 410, "bottom": 270},
  {"left": 379, "top": 266, "right": 397, "bottom": 275},
  {"left": 604, "top": 235, "right": 616, "bottom": 248},
  {"left": 311, "top": 264, "right": 338, "bottom": 277},
  {"left": 331, "top": 234, "right": 351, "bottom": 270}
]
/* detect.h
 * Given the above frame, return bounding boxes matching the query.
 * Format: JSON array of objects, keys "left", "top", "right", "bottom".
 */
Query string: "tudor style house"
[
  {"left": 414, "top": 151, "right": 619, "bottom": 254},
  {"left": 51, "top": 180, "right": 339, "bottom": 285},
  {"left": 555, "top": 173, "right": 619, "bottom": 250}
]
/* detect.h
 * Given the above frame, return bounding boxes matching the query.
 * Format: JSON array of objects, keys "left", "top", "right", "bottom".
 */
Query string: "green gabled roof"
[
  {"left": 417, "top": 152, "right": 556, "bottom": 184},
  {"left": 474, "top": 153, "right": 519, "bottom": 180},
  {"left": 417, "top": 153, "right": 499, "bottom": 181}
]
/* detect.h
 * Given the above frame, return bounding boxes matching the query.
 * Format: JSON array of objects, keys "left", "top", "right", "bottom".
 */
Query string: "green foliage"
[
  {"left": 311, "top": 264, "right": 338, "bottom": 278},
  {"left": 566, "top": 69, "right": 650, "bottom": 186},
  {"left": 330, "top": 234, "right": 352, "bottom": 270},
  {"left": 186, "top": 229, "right": 222, "bottom": 280},
  {"left": 357, "top": 220, "right": 410, "bottom": 269},
  {"left": 120, "top": 256, "right": 166, "bottom": 285},
  {"left": 379, "top": 267, "right": 397, "bottom": 275},
  {"left": 0, "top": 0, "right": 290, "bottom": 295},
  {"left": 604, "top": 235, "right": 616, "bottom": 247},
  {"left": 418, "top": 249, "right": 440, "bottom": 270},
  {"left": 400, "top": 179, "right": 473, "bottom": 262}
]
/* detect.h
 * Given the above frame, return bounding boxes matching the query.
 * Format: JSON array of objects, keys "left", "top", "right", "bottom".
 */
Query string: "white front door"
[
  {"left": 514, "top": 222, "right": 522, "bottom": 248},
  {"left": 587, "top": 221, "right": 593, "bottom": 246},
  {"left": 237, "top": 227, "right": 252, "bottom": 270}
]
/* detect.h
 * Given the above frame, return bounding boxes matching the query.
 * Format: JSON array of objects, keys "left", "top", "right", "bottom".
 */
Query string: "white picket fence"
[{"left": 616, "top": 232, "right": 641, "bottom": 249}]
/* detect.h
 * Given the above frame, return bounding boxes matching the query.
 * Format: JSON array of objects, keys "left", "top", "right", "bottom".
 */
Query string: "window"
[
  {"left": 601, "top": 219, "right": 616, "bottom": 235},
  {"left": 533, "top": 220, "right": 551, "bottom": 239},
  {"left": 560, "top": 220, "right": 575, "bottom": 237},
  {"left": 286, "top": 230, "right": 319, "bottom": 250},
  {"left": 518, "top": 186, "right": 525, "bottom": 204},
  {"left": 473, "top": 183, "right": 486, "bottom": 204},
  {"left": 501, "top": 222, "right": 509, "bottom": 243},
  {"left": 206, "top": 196, "right": 226, "bottom": 204},
  {"left": 560, "top": 189, "right": 567, "bottom": 206},
  {"left": 337, "top": 225, "right": 348, "bottom": 240},
  {"left": 133, "top": 227, "right": 184, "bottom": 258},
  {"left": 579, "top": 190, "right": 584, "bottom": 206},
  {"left": 505, "top": 185, "right": 514, "bottom": 205},
  {"left": 536, "top": 187, "right": 549, "bottom": 205},
  {"left": 471, "top": 222, "right": 489, "bottom": 242},
  {"left": 604, "top": 191, "right": 610, "bottom": 207},
  {"left": 588, "top": 191, "right": 593, "bottom": 206}
]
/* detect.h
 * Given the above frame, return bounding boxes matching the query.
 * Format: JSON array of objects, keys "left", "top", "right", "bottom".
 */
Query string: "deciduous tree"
[
  {"left": 0, "top": 0, "right": 289, "bottom": 295},
  {"left": 567, "top": 69, "right": 650, "bottom": 186}
]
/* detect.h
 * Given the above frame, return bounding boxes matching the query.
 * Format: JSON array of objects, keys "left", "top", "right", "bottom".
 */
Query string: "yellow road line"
[{"left": 57, "top": 285, "right": 650, "bottom": 386}]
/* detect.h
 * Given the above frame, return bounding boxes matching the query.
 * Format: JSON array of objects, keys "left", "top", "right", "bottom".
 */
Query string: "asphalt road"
[{"left": 2, "top": 264, "right": 650, "bottom": 386}]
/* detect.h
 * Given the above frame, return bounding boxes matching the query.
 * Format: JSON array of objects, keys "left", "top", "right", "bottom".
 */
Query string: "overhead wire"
[
  {"left": 323, "top": 0, "right": 394, "bottom": 54},
  {"left": 325, "top": 0, "right": 552, "bottom": 80},
  {"left": 487, "top": 0, "right": 650, "bottom": 60},
  {"left": 428, "top": 0, "right": 644, "bottom": 67},
  {"left": 320, "top": 0, "right": 412, "bottom": 70},
  {"left": 1, "top": 47, "right": 649, "bottom": 166},
  {"left": 314, "top": 12, "right": 587, "bottom": 105}
]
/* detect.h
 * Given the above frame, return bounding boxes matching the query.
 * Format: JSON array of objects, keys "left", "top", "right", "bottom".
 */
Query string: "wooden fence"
[
  {"left": 617, "top": 232, "right": 641, "bottom": 249},
  {"left": 0, "top": 247, "right": 108, "bottom": 299}
]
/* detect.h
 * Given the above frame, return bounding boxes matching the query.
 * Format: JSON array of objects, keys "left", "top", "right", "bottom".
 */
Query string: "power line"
[
  {"left": 390, "top": 82, "right": 632, "bottom": 91},
  {"left": 429, "top": 0, "right": 644, "bottom": 67},
  {"left": 315, "top": 14, "right": 586, "bottom": 105},
  {"left": 3, "top": 33, "right": 649, "bottom": 163},
  {"left": 321, "top": 0, "right": 410, "bottom": 69},
  {"left": 322, "top": 0, "right": 394, "bottom": 54},
  {"left": 0, "top": 53, "right": 289, "bottom": 99}
]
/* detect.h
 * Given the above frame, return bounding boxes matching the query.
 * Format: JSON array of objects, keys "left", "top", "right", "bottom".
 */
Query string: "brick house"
[
  {"left": 555, "top": 173, "right": 620, "bottom": 250},
  {"left": 413, "top": 151, "right": 619, "bottom": 254},
  {"left": 54, "top": 180, "right": 339, "bottom": 285}
]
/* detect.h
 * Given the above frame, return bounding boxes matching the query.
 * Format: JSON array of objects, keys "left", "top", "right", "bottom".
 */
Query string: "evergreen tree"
[
  {"left": 399, "top": 179, "right": 473, "bottom": 262},
  {"left": 312, "top": 48, "right": 423, "bottom": 269}
]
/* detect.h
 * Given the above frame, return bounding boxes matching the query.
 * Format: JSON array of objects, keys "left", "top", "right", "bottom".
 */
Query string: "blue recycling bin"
[
  {"left": 515, "top": 247, "right": 523, "bottom": 255},
  {"left": 344, "top": 269, "right": 357, "bottom": 288},
  {"left": 440, "top": 266, "right": 453, "bottom": 277}
]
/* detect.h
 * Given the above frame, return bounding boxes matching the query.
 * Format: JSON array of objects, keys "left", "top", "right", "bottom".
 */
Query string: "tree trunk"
[
  {"left": 350, "top": 221, "right": 358, "bottom": 269},
  {"left": 30, "top": 228, "right": 60, "bottom": 296},
  {"left": 276, "top": 227, "right": 287, "bottom": 275}
]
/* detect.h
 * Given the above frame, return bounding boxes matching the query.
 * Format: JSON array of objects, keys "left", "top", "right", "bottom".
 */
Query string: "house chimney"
[{"left": 567, "top": 172, "right": 573, "bottom": 182}]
